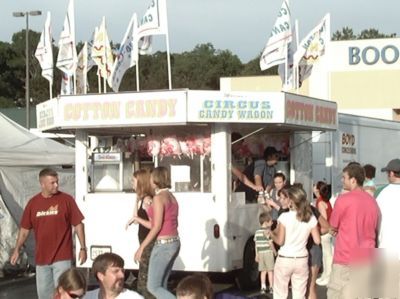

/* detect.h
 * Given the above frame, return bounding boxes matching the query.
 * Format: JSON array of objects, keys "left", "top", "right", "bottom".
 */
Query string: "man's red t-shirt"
[
  {"left": 20, "top": 191, "right": 84, "bottom": 265},
  {"left": 330, "top": 189, "right": 379, "bottom": 265}
]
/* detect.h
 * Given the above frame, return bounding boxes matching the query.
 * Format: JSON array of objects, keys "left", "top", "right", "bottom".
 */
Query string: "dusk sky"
[{"left": 2, "top": 0, "right": 399, "bottom": 62}]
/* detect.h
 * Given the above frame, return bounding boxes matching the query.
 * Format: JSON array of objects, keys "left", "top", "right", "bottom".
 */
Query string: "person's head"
[
  {"left": 39, "top": 168, "right": 59, "bottom": 196},
  {"left": 342, "top": 163, "right": 365, "bottom": 190},
  {"left": 176, "top": 274, "right": 213, "bottom": 299},
  {"left": 381, "top": 158, "right": 400, "bottom": 183},
  {"left": 55, "top": 268, "right": 87, "bottom": 299},
  {"left": 273, "top": 172, "right": 286, "bottom": 191},
  {"left": 150, "top": 166, "right": 171, "bottom": 190},
  {"left": 363, "top": 164, "right": 376, "bottom": 180},
  {"left": 278, "top": 188, "right": 290, "bottom": 209},
  {"left": 132, "top": 169, "right": 152, "bottom": 198},
  {"left": 287, "top": 185, "right": 312, "bottom": 222},
  {"left": 313, "top": 181, "right": 330, "bottom": 201},
  {"left": 259, "top": 211, "right": 273, "bottom": 227},
  {"left": 263, "top": 146, "right": 279, "bottom": 166},
  {"left": 92, "top": 253, "right": 125, "bottom": 295}
]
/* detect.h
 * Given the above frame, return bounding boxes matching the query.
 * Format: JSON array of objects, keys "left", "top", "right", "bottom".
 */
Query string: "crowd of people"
[{"left": 8, "top": 147, "right": 400, "bottom": 298}]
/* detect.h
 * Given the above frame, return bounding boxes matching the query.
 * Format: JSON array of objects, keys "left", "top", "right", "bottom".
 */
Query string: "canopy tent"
[{"left": 0, "top": 112, "right": 75, "bottom": 271}]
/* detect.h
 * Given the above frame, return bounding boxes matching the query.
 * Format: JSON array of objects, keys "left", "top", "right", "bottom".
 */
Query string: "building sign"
[
  {"left": 285, "top": 93, "right": 337, "bottom": 130},
  {"left": 187, "top": 91, "right": 285, "bottom": 123},
  {"left": 56, "top": 91, "right": 187, "bottom": 128},
  {"left": 36, "top": 98, "right": 58, "bottom": 130},
  {"left": 349, "top": 45, "right": 399, "bottom": 66}
]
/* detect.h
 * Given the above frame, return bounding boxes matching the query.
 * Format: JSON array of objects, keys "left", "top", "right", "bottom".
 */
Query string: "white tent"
[{"left": 0, "top": 113, "right": 75, "bottom": 271}]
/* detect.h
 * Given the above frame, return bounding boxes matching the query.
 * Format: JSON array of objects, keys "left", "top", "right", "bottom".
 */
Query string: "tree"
[
  {"left": 332, "top": 26, "right": 357, "bottom": 41},
  {"left": 332, "top": 27, "right": 396, "bottom": 41}
]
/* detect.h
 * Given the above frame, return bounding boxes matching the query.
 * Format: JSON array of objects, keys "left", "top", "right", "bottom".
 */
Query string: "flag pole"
[
  {"left": 49, "top": 82, "right": 53, "bottom": 99},
  {"left": 136, "top": 61, "right": 140, "bottom": 91},
  {"left": 164, "top": 1, "right": 172, "bottom": 90},
  {"left": 295, "top": 19, "right": 300, "bottom": 93},
  {"left": 97, "top": 68, "right": 102, "bottom": 93}
]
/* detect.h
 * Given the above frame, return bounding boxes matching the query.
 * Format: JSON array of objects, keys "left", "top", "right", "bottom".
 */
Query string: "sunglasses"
[{"left": 68, "top": 292, "right": 84, "bottom": 299}]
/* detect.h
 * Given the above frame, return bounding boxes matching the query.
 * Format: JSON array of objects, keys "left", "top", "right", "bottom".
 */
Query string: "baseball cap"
[{"left": 381, "top": 158, "right": 400, "bottom": 172}]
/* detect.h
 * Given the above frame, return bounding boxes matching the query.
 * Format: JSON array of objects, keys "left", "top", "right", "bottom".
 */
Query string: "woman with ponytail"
[{"left": 272, "top": 185, "right": 320, "bottom": 299}]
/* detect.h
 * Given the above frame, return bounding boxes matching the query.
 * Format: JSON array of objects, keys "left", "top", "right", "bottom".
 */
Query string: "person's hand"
[
  {"left": 78, "top": 249, "right": 87, "bottom": 265},
  {"left": 265, "top": 199, "right": 274, "bottom": 207},
  {"left": 134, "top": 247, "right": 143, "bottom": 264},
  {"left": 10, "top": 249, "right": 19, "bottom": 265},
  {"left": 329, "top": 227, "right": 338, "bottom": 237},
  {"left": 254, "top": 185, "right": 264, "bottom": 192},
  {"left": 255, "top": 254, "right": 259, "bottom": 262}
]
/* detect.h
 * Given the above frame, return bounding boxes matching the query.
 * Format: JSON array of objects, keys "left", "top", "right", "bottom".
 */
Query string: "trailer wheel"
[{"left": 236, "top": 237, "right": 259, "bottom": 291}]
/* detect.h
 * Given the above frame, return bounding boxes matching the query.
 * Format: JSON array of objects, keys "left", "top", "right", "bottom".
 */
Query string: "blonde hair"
[
  {"left": 133, "top": 169, "right": 153, "bottom": 199},
  {"left": 287, "top": 186, "right": 312, "bottom": 222},
  {"left": 151, "top": 167, "right": 171, "bottom": 189}
]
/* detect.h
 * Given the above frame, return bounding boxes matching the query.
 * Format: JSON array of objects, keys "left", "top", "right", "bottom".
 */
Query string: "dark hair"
[
  {"left": 57, "top": 268, "right": 87, "bottom": 294},
  {"left": 92, "top": 253, "right": 124, "bottom": 281},
  {"left": 363, "top": 164, "right": 376, "bottom": 179},
  {"left": 231, "top": 132, "right": 243, "bottom": 143},
  {"left": 39, "top": 168, "right": 58, "bottom": 179},
  {"left": 315, "top": 181, "right": 331, "bottom": 201},
  {"left": 176, "top": 274, "right": 213, "bottom": 299},
  {"left": 259, "top": 211, "right": 272, "bottom": 225},
  {"left": 343, "top": 163, "right": 365, "bottom": 186},
  {"left": 151, "top": 167, "right": 171, "bottom": 189},
  {"left": 273, "top": 172, "right": 286, "bottom": 182},
  {"left": 133, "top": 169, "right": 153, "bottom": 199},
  {"left": 263, "top": 146, "right": 279, "bottom": 160},
  {"left": 288, "top": 186, "right": 312, "bottom": 222}
]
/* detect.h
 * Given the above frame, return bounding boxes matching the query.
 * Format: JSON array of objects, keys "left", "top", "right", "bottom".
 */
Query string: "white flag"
[
  {"left": 87, "top": 28, "right": 97, "bottom": 72},
  {"left": 293, "top": 14, "right": 330, "bottom": 67},
  {"left": 137, "top": 0, "right": 168, "bottom": 39},
  {"left": 92, "top": 17, "right": 114, "bottom": 84},
  {"left": 110, "top": 14, "right": 139, "bottom": 92},
  {"left": 35, "top": 11, "right": 53, "bottom": 84},
  {"left": 260, "top": 0, "right": 292, "bottom": 71},
  {"left": 56, "top": 0, "right": 77, "bottom": 76},
  {"left": 76, "top": 42, "right": 88, "bottom": 94}
]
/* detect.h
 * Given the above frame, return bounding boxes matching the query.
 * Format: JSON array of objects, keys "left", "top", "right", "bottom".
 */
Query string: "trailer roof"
[{"left": 36, "top": 90, "right": 338, "bottom": 133}]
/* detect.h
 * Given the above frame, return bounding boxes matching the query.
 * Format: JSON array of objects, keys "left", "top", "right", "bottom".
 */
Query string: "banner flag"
[
  {"left": 260, "top": 0, "right": 292, "bottom": 71},
  {"left": 35, "top": 11, "right": 53, "bottom": 84},
  {"left": 56, "top": 0, "right": 77, "bottom": 76}
]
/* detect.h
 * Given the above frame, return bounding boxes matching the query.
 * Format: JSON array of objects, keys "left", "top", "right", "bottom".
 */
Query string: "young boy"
[{"left": 254, "top": 212, "right": 276, "bottom": 294}]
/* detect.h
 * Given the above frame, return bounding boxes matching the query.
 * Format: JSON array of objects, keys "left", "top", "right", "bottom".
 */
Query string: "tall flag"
[
  {"left": 293, "top": 13, "right": 330, "bottom": 83},
  {"left": 136, "top": 0, "right": 172, "bottom": 89},
  {"left": 278, "top": 27, "right": 297, "bottom": 91},
  {"left": 61, "top": 72, "right": 73, "bottom": 95},
  {"left": 35, "top": 12, "right": 53, "bottom": 88},
  {"left": 260, "top": 0, "right": 292, "bottom": 71},
  {"left": 76, "top": 42, "right": 88, "bottom": 94},
  {"left": 110, "top": 14, "right": 139, "bottom": 92},
  {"left": 92, "top": 17, "right": 114, "bottom": 87},
  {"left": 56, "top": 0, "right": 77, "bottom": 76},
  {"left": 87, "top": 29, "right": 97, "bottom": 72}
]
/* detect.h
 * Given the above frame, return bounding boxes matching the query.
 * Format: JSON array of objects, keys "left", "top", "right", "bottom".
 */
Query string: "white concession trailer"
[{"left": 37, "top": 90, "right": 337, "bottom": 288}]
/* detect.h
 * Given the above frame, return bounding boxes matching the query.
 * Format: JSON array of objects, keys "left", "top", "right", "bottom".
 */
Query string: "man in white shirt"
[
  {"left": 84, "top": 253, "right": 143, "bottom": 299},
  {"left": 375, "top": 158, "right": 400, "bottom": 298}
]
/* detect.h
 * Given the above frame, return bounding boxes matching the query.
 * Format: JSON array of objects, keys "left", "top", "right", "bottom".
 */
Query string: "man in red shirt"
[
  {"left": 10, "top": 168, "right": 87, "bottom": 299},
  {"left": 327, "top": 163, "right": 379, "bottom": 299}
]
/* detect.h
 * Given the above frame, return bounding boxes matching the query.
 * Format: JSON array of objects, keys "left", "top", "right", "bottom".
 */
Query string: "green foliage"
[{"left": 332, "top": 27, "right": 396, "bottom": 41}]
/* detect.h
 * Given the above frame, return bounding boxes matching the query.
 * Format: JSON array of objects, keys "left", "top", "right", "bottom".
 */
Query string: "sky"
[{"left": 1, "top": 0, "right": 399, "bottom": 63}]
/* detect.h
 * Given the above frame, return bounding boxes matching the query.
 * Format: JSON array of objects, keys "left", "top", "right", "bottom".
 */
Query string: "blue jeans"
[
  {"left": 147, "top": 240, "right": 180, "bottom": 299},
  {"left": 36, "top": 260, "right": 72, "bottom": 299}
]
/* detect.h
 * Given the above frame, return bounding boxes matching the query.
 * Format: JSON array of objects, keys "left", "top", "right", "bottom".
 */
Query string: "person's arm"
[
  {"left": 74, "top": 223, "right": 87, "bottom": 265},
  {"left": 265, "top": 198, "right": 280, "bottom": 210},
  {"left": 270, "top": 240, "right": 277, "bottom": 256},
  {"left": 317, "top": 201, "right": 328, "bottom": 221},
  {"left": 134, "top": 194, "right": 164, "bottom": 262},
  {"left": 10, "top": 228, "right": 30, "bottom": 265},
  {"left": 125, "top": 198, "right": 140, "bottom": 229},
  {"left": 271, "top": 222, "right": 285, "bottom": 246},
  {"left": 318, "top": 214, "right": 331, "bottom": 235},
  {"left": 232, "top": 167, "right": 263, "bottom": 192},
  {"left": 310, "top": 225, "right": 321, "bottom": 245},
  {"left": 133, "top": 216, "right": 152, "bottom": 229}
]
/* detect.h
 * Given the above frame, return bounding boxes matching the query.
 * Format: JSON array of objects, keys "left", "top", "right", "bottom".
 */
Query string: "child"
[
  {"left": 254, "top": 212, "right": 276, "bottom": 294},
  {"left": 176, "top": 273, "right": 213, "bottom": 299},
  {"left": 363, "top": 164, "right": 376, "bottom": 196},
  {"left": 267, "top": 173, "right": 287, "bottom": 220}
]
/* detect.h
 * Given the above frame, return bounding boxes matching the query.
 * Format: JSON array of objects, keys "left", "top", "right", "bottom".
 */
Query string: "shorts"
[
  {"left": 258, "top": 251, "right": 275, "bottom": 271},
  {"left": 308, "top": 244, "right": 322, "bottom": 268}
]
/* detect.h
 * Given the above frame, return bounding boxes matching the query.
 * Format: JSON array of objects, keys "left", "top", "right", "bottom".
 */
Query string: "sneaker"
[
  {"left": 316, "top": 277, "right": 329, "bottom": 286},
  {"left": 269, "top": 287, "right": 273, "bottom": 294},
  {"left": 260, "top": 287, "right": 267, "bottom": 294}
]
